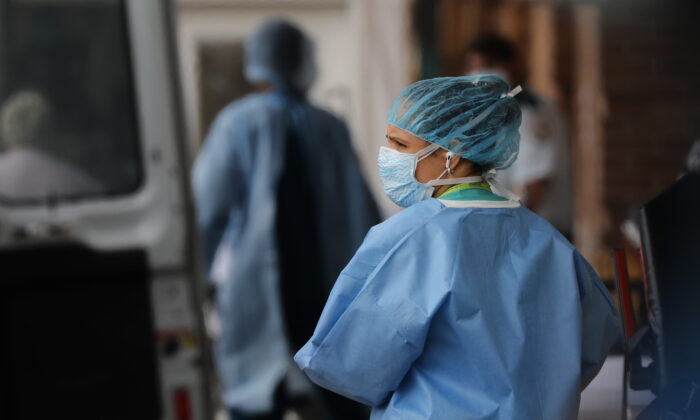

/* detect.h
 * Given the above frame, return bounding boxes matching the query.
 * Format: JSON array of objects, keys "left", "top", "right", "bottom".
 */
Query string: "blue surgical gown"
[
  {"left": 295, "top": 196, "right": 621, "bottom": 419},
  {"left": 192, "top": 92, "right": 379, "bottom": 412}
]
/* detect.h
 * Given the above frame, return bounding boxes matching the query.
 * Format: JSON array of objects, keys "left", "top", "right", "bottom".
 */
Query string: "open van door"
[{"left": 0, "top": 1, "right": 212, "bottom": 419}]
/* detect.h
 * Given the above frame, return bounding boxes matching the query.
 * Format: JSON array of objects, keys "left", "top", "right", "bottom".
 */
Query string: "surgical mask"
[
  {"left": 378, "top": 143, "right": 449, "bottom": 208},
  {"left": 378, "top": 143, "right": 522, "bottom": 208}
]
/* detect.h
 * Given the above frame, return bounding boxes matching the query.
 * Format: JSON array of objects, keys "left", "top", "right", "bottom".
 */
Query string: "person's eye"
[{"left": 387, "top": 136, "right": 407, "bottom": 149}]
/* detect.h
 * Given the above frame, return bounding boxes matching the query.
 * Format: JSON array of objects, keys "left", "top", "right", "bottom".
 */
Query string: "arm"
[
  {"left": 191, "top": 107, "right": 248, "bottom": 275},
  {"left": 295, "top": 224, "right": 450, "bottom": 406}
]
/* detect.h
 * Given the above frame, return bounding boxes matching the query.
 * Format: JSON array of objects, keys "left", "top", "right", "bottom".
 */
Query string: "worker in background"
[
  {"left": 295, "top": 75, "right": 620, "bottom": 419},
  {"left": 0, "top": 90, "right": 102, "bottom": 201},
  {"left": 192, "top": 19, "right": 378, "bottom": 420},
  {"left": 465, "top": 34, "right": 573, "bottom": 238}
]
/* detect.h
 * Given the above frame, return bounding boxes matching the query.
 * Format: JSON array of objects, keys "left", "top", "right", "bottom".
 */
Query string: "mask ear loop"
[
  {"left": 414, "top": 143, "right": 441, "bottom": 169},
  {"left": 415, "top": 143, "right": 442, "bottom": 160},
  {"left": 423, "top": 150, "right": 454, "bottom": 186}
]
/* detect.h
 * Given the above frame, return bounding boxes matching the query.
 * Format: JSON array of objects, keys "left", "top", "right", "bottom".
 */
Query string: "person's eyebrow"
[{"left": 386, "top": 134, "right": 406, "bottom": 143}]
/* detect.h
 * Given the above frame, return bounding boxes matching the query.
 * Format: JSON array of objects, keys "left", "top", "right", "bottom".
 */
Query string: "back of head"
[
  {"left": 0, "top": 90, "right": 51, "bottom": 150},
  {"left": 244, "top": 19, "right": 316, "bottom": 95},
  {"left": 387, "top": 74, "right": 522, "bottom": 170}
]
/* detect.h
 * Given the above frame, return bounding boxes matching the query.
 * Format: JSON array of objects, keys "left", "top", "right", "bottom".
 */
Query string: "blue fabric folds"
[
  {"left": 387, "top": 75, "right": 522, "bottom": 170},
  {"left": 295, "top": 199, "right": 621, "bottom": 419}
]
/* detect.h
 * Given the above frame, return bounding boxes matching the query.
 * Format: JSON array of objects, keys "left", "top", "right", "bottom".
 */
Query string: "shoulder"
[
  {"left": 367, "top": 199, "right": 446, "bottom": 243},
  {"left": 299, "top": 103, "right": 349, "bottom": 138},
  {"left": 215, "top": 93, "right": 284, "bottom": 122},
  {"left": 444, "top": 205, "right": 572, "bottom": 254},
  {"left": 309, "top": 104, "right": 346, "bottom": 125},
  {"left": 514, "top": 205, "right": 572, "bottom": 241},
  {"left": 204, "top": 93, "right": 285, "bottom": 147},
  {"left": 342, "top": 199, "right": 446, "bottom": 279}
]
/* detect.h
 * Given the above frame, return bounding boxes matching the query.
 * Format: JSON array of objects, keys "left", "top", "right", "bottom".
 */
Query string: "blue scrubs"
[{"left": 295, "top": 185, "right": 620, "bottom": 419}]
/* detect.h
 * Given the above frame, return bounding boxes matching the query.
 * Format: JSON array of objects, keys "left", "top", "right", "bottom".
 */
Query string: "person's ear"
[{"left": 446, "top": 152, "right": 461, "bottom": 174}]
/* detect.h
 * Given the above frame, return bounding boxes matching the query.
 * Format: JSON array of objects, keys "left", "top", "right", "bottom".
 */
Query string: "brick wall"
[{"left": 600, "top": 0, "right": 700, "bottom": 245}]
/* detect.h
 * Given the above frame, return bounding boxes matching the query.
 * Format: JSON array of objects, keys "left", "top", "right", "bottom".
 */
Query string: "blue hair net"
[
  {"left": 387, "top": 75, "right": 522, "bottom": 170},
  {"left": 245, "top": 19, "right": 316, "bottom": 94}
]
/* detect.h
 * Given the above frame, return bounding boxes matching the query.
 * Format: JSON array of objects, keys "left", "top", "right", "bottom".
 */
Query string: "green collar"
[{"left": 437, "top": 182, "right": 509, "bottom": 202}]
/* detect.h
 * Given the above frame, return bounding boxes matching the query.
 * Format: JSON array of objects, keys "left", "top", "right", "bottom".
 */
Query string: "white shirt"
[
  {"left": 499, "top": 95, "right": 572, "bottom": 233},
  {"left": 0, "top": 148, "right": 103, "bottom": 201}
]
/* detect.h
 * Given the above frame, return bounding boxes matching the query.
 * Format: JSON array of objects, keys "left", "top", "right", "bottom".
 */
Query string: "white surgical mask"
[
  {"left": 377, "top": 143, "right": 451, "bottom": 208},
  {"left": 378, "top": 142, "right": 521, "bottom": 208}
]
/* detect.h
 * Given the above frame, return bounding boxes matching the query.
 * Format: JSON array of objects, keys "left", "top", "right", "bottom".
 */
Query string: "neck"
[{"left": 432, "top": 167, "right": 483, "bottom": 198}]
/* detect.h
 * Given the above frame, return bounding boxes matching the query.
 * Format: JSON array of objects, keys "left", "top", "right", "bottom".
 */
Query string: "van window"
[{"left": 0, "top": 0, "right": 141, "bottom": 203}]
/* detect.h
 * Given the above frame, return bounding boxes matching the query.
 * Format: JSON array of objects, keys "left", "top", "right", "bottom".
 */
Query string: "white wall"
[{"left": 176, "top": 0, "right": 414, "bottom": 216}]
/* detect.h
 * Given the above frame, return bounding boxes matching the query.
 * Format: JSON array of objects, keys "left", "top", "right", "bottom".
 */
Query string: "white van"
[{"left": 0, "top": 1, "right": 212, "bottom": 419}]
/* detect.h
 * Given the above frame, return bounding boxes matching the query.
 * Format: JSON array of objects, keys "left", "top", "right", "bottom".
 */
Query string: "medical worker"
[
  {"left": 192, "top": 19, "right": 378, "bottom": 420},
  {"left": 295, "top": 75, "right": 620, "bottom": 419}
]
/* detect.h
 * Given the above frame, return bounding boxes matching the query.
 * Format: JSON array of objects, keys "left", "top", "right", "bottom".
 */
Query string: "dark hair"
[{"left": 466, "top": 34, "right": 517, "bottom": 65}]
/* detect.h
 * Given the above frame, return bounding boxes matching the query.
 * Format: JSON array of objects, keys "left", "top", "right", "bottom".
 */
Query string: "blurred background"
[
  {"left": 1, "top": 0, "right": 699, "bottom": 419},
  {"left": 178, "top": 0, "right": 700, "bottom": 271},
  {"left": 177, "top": 2, "right": 700, "bottom": 414}
]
